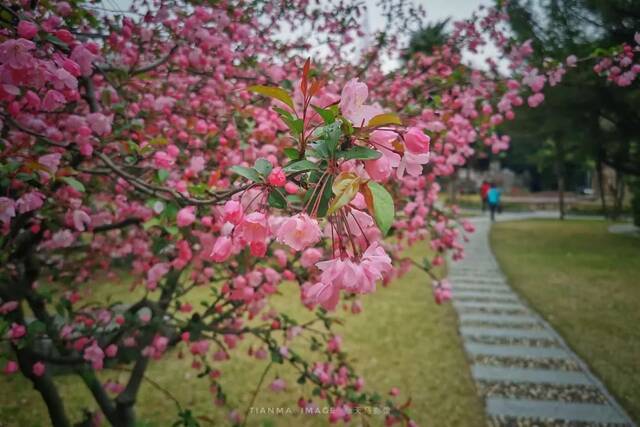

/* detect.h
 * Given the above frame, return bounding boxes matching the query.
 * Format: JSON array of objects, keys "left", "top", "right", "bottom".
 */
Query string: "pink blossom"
[
  {"left": 147, "top": 263, "right": 170, "bottom": 287},
  {"left": 527, "top": 93, "right": 544, "bottom": 108},
  {"left": 32, "top": 362, "right": 45, "bottom": 377},
  {"left": 3, "top": 361, "right": 18, "bottom": 375},
  {"left": 275, "top": 213, "right": 321, "bottom": 251},
  {"left": 177, "top": 206, "right": 196, "bottom": 227},
  {"left": 404, "top": 128, "right": 430, "bottom": 154},
  {"left": 189, "top": 156, "right": 205, "bottom": 174},
  {"left": 300, "top": 247, "right": 323, "bottom": 268},
  {"left": 222, "top": 200, "right": 243, "bottom": 224},
  {"left": 83, "top": 342, "right": 105, "bottom": 370},
  {"left": 433, "top": 279, "right": 452, "bottom": 305},
  {"left": 16, "top": 191, "right": 44, "bottom": 213},
  {"left": 17, "top": 21, "right": 38, "bottom": 39},
  {"left": 327, "top": 335, "right": 342, "bottom": 353},
  {"left": 339, "top": 79, "right": 383, "bottom": 127},
  {"left": 0, "top": 197, "right": 16, "bottom": 224},
  {"left": 105, "top": 344, "right": 118, "bottom": 358},
  {"left": 43, "top": 230, "right": 75, "bottom": 250},
  {"left": 38, "top": 153, "right": 61, "bottom": 176},
  {"left": 0, "top": 301, "right": 18, "bottom": 314},
  {"left": 397, "top": 151, "right": 430, "bottom": 178},
  {"left": 42, "top": 90, "right": 66, "bottom": 111},
  {"left": 237, "top": 212, "right": 270, "bottom": 243},
  {"left": 284, "top": 182, "right": 299, "bottom": 194},
  {"left": 8, "top": 323, "right": 26, "bottom": 340},
  {"left": 566, "top": 55, "right": 577, "bottom": 67},
  {"left": 86, "top": 113, "right": 112, "bottom": 136},
  {"left": 154, "top": 151, "right": 175, "bottom": 169},
  {"left": 70, "top": 44, "right": 97, "bottom": 76},
  {"left": 365, "top": 154, "right": 392, "bottom": 182},
  {"left": 268, "top": 167, "right": 286, "bottom": 187},
  {"left": 73, "top": 210, "right": 91, "bottom": 231},
  {"left": 269, "top": 378, "right": 286, "bottom": 392},
  {"left": 56, "top": 2, "right": 72, "bottom": 16},
  {"left": 210, "top": 236, "right": 233, "bottom": 262},
  {"left": 0, "top": 38, "right": 35, "bottom": 69},
  {"left": 305, "top": 281, "right": 340, "bottom": 310}
]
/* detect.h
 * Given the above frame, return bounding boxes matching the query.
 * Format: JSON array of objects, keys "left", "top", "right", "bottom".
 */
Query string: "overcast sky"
[{"left": 365, "top": 0, "right": 499, "bottom": 71}]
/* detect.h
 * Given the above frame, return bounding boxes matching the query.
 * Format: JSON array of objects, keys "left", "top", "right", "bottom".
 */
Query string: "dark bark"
[
  {"left": 113, "top": 270, "right": 181, "bottom": 426},
  {"left": 554, "top": 139, "right": 566, "bottom": 220},
  {"left": 14, "top": 345, "right": 71, "bottom": 427},
  {"left": 596, "top": 157, "right": 608, "bottom": 218}
]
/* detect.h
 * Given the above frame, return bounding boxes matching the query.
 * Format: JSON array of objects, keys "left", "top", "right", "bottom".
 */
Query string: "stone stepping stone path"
[{"left": 449, "top": 217, "right": 636, "bottom": 427}]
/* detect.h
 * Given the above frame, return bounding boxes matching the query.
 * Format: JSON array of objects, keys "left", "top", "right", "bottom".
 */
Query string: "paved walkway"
[{"left": 449, "top": 215, "right": 636, "bottom": 427}]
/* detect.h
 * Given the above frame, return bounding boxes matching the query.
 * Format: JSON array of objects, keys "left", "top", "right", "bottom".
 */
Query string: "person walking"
[
  {"left": 487, "top": 183, "right": 501, "bottom": 222},
  {"left": 480, "top": 180, "right": 490, "bottom": 212}
]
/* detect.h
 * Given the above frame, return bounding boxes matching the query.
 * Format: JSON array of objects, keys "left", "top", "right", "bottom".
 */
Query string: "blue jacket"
[{"left": 487, "top": 188, "right": 501, "bottom": 204}]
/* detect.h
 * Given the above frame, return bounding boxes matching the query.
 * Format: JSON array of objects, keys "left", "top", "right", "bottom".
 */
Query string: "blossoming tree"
[{"left": 0, "top": 0, "right": 637, "bottom": 426}]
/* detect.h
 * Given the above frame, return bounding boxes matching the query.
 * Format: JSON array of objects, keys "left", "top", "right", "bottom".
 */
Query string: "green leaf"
[
  {"left": 282, "top": 117, "right": 304, "bottom": 135},
  {"left": 27, "top": 320, "right": 46, "bottom": 335},
  {"left": 367, "top": 181, "right": 395, "bottom": 236},
  {"left": 311, "top": 105, "right": 336, "bottom": 124},
  {"left": 143, "top": 217, "right": 161, "bottom": 230},
  {"left": 248, "top": 85, "right": 295, "bottom": 110},
  {"left": 312, "top": 121, "right": 342, "bottom": 158},
  {"left": 327, "top": 172, "right": 363, "bottom": 215},
  {"left": 254, "top": 158, "right": 273, "bottom": 177},
  {"left": 268, "top": 188, "right": 287, "bottom": 209},
  {"left": 164, "top": 225, "right": 179, "bottom": 235},
  {"left": 270, "top": 349, "right": 284, "bottom": 364},
  {"left": 272, "top": 106, "right": 294, "bottom": 121},
  {"left": 338, "top": 146, "right": 382, "bottom": 161},
  {"left": 229, "top": 166, "right": 262, "bottom": 182},
  {"left": 60, "top": 176, "right": 85, "bottom": 192},
  {"left": 43, "top": 34, "right": 69, "bottom": 50},
  {"left": 283, "top": 147, "right": 300, "bottom": 160},
  {"left": 367, "top": 113, "right": 402, "bottom": 128},
  {"left": 157, "top": 169, "right": 169, "bottom": 183},
  {"left": 283, "top": 160, "right": 318, "bottom": 173}
]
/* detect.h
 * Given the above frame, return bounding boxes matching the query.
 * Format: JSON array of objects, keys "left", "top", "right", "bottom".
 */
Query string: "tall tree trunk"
[
  {"left": 596, "top": 158, "right": 608, "bottom": 218},
  {"left": 554, "top": 139, "right": 566, "bottom": 220},
  {"left": 612, "top": 170, "right": 625, "bottom": 219}
]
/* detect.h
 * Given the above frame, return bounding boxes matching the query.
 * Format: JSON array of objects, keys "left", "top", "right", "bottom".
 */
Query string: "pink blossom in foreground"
[
  {"left": 268, "top": 167, "right": 286, "bottom": 187},
  {"left": 237, "top": 212, "right": 270, "bottom": 244},
  {"left": 275, "top": 213, "right": 322, "bottom": 251},
  {"left": 403, "top": 127, "right": 430, "bottom": 154},
  {"left": 339, "top": 79, "right": 383, "bottom": 127}
]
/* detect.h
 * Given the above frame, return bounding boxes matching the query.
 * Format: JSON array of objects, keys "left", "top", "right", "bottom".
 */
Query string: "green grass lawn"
[
  {"left": 491, "top": 219, "right": 640, "bottom": 422},
  {"left": 0, "top": 241, "right": 485, "bottom": 427}
]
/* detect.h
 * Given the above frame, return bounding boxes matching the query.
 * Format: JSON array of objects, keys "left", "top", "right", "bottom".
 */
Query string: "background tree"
[{"left": 501, "top": 0, "right": 640, "bottom": 218}]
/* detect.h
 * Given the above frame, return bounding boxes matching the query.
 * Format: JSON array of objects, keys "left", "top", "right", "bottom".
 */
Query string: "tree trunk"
[
  {"left": 13, "top": 345, "right": 70, "bottom": 427},
  {"left": 554, "top": 139, "right": 566, "bottom": 220},
  {"left": 596, "top": 158, "right": 608, "bottom": 218},
  {"left": 612, "top": 170, "right": 625, "bottom": 219}
]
